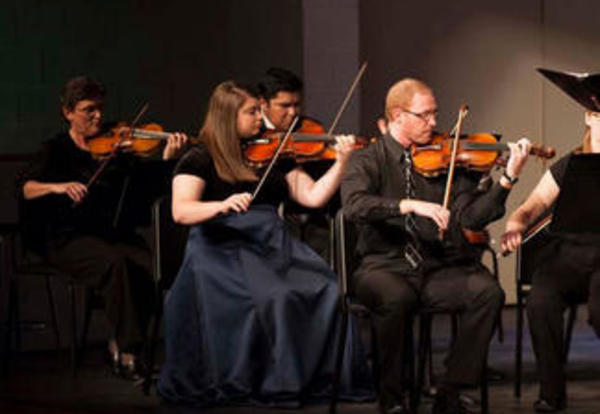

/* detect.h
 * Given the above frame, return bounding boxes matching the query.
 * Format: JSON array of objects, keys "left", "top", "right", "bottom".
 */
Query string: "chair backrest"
[
  {"left": 0, "top": 155, "right": 31, "bottom": 227},
  {"left": 151, "top": 196, "right": 189, "bottom": 291},
  {"left": 516, "top": 215, "right": 552, "bottom": 287},
  {"left": 333, "top": 209, "right": 360, "bottom": 298},
  {"left": 3, "top": 154, "right": 51, "bottom": 262}
]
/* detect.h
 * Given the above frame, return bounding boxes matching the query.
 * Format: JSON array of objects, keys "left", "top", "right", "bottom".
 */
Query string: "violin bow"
[
  {"left": 439, "top": 104, "right": 469, "bottom": 238},
  {"left": 326, "top": 61, "right": 368, "bottom": 136},
  {"left": 251, "top": 116, "right": 300, "bottom": 201}
]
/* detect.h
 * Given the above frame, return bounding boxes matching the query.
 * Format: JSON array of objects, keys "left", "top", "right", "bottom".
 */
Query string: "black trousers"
[
  {"left": 527, "top": 240, "right": 600, "bottom": 402},
  {"left": 354, "top": 255, "right": 504, "bottom": 403},
  {"left": 47, "top": 234, "right": 155, "bottom": 352}
]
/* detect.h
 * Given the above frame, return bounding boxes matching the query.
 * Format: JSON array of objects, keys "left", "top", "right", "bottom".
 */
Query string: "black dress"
[{"left": 157, "top": 146, "right": 372, "bottom": 407}]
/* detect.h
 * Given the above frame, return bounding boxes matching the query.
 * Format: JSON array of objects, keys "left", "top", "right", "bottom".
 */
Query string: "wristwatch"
[{"left": 502, "top": 171, "right": 519, "bottom": 185}]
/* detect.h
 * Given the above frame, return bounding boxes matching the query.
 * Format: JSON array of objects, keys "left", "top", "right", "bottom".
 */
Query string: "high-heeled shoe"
[
  {"left": 105, "top": 349, "right": 121, "bottom": 377},
  {"left": 119, "top": 355, "right": 143, "bottom": 382}
]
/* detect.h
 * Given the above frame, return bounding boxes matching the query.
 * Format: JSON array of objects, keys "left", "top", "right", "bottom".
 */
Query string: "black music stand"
[{"left": 550, "top": 153, "right": 600, "bottom": 236}]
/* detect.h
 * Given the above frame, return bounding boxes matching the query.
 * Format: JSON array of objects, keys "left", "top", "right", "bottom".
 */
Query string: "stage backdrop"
[{"left": 0, "top": 0, "right": 303, "bottom": 153}]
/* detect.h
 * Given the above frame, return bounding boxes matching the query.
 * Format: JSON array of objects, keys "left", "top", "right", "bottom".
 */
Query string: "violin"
[
  {"left": 242, "top": 118, "right": 374, "bottom": 167},
  {"left": 411, "top": 132, "right": 556, "bottom": 177},
  {"left": 87, "top": 122, "right": 197, "bottom": 158}
]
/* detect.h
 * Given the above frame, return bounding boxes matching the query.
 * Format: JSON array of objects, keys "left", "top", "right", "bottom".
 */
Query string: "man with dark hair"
[
  {"left": 257, "top": 67, "right": 304, "bottom": 133},
  {"left": 256, "top": 67, "right": 334, "bottom": 259},
  {"left": 60, "top": 76, "right": 107, "bottom": 113},
  {"left": 18, "top": 75, "right": 188, "bottom": 379}
]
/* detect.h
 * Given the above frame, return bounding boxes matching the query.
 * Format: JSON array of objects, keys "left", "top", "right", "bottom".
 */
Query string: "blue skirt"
[{"left": 157, "top": 205, "right": 372, "bottom": 407}]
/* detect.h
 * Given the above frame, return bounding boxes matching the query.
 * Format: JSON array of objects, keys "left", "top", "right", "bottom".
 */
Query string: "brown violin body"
[
  {"left": 411, "top": 132, "right": 556, "bottom": 177},
  {"left": 87, "top": 122, "right": 180, "bottom": 158},
  {"left": 242, "top": 118, "right": 373, "bottom": 167}
]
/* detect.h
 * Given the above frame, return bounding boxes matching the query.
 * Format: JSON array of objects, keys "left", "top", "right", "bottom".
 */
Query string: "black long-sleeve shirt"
[
  {"left": 18, "top": 132, "right": 174, "bottom": 251},
  {"left": 341, "top": 135, "right": 510, "bottom": 270}
]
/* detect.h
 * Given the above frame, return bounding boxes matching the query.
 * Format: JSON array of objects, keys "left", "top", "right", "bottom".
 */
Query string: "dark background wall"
[{"left": 0, "top": 0, "right": 303, "bottom": 153}]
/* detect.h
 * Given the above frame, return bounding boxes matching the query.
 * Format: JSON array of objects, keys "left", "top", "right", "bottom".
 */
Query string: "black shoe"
[
  {"left": 379, "top": 392, "right": 412, "bottom": 414},
  {"left": 486, "top": 366, "right": 505, "bottom": 382},
  {"left": 105, "top": 349, "right": 121, "bottom": 377},
  {"left": 379, "top": 402, "right": 412, "bottom": 414},
  {"left": 120, "top": 357, "right": 143, "bottom": 382},
  {"left": 433, "top": 386, "right": 464, "bottom": 414},
  {"left": 459, "top": 393, "right": 481, "bottom": 414},
  {"left": 533, "top": 399, "right": 566, "bottom": 412}
]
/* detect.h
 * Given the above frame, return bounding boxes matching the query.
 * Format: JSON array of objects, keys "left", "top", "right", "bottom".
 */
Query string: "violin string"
[
  {"left": 292, "top": 133, "right": 335, "bottom": 142},
  {"left": 251, "top": 116, "right": 300, "bottom": 201}
]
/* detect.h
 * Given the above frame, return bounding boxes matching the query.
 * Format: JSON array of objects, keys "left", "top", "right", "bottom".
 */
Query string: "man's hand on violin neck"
[
  {"left": 505, "top": 138, "right": 532, "bottom": 178},
  {"left": 400, "top": 199, "right": 449, "bottom": 230}
]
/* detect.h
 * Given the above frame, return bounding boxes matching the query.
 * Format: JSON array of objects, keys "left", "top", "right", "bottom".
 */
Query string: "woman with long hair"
[{"left": 157, "top": 80, "right": 371, "bottom": 407}]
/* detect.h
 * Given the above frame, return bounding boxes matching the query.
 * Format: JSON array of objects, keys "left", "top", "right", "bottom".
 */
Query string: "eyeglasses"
[
  {"left": 403, "top": 109, "right": 438, "bottom": 122},
  {"left": 75, "top": 103, "right": 104, "bottom": 115}
]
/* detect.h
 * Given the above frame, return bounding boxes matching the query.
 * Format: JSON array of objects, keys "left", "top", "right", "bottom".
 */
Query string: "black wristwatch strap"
[{"left": 502, "top": 171, "right": 519, "bottom": 185}]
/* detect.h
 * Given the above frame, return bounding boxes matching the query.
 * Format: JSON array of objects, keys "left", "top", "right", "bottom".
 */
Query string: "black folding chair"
[
  {"left": 3, "top": 186, "right": 103, "bottom": 378},
  {"left": 329, "top": 210, "right": 415, "bottom": 413},
  {"left": 142, "top": 196, "right": 189, "bottom": 395}
]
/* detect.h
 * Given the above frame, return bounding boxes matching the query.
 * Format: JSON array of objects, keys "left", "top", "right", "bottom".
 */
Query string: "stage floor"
[{"left": 1, "top": 307, "right": 599, "bottom": 414}]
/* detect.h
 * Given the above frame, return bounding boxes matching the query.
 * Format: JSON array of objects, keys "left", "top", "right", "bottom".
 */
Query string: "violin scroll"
[{"left": 530, "top": 143, "right": 556, "bottom": 159}]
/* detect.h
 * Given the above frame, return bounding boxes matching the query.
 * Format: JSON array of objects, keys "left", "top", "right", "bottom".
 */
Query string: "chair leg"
[
  {"left": 450, "top": 313, "right": 458, "bottom": 344},
  {"left": 496, "top": 308, "right": 504, "bottom": 344},
  {"left": 563, "top": 305, "right": 578, "bottom": 363},
  {"left": 328, "top": 217, "right": 335, "bottom": 271},
  {"left": 143, "top": 296, "right": 163, "bottom": 395},
  {"left": 78, "top": 288, "right": 94, "bottom": 369},
  {"left": 415, "top": 314, "right": 432, "bottom": 410},
  {"left": 329, "top": 306, "right": 349, "bottom": 414},
  {"left": 68, "top": 282, "right": 78, "bottom": 378},
  {"left": 481, "top": 360, "right": 489, "bottom": 414},
  {"left": 44, "top": 274, "right": 61, "bottom": 351},
  {"left": 369, "top": 318, "right": 380, "bottom": 395},
  {"left": 2, "top": 274, "right": 17, "bottom": 377},
  {"left": 406, "top": 317, "right": 417, "bottom": 413},
  {"left": 13, "top": 278, "right": 22, "bottom": 351},
  {"left": 426, "top": 315, "right": 436, "bottom": 393},
  {"left": 515, "top": 294, "right": 524, "bottom": 398}
]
